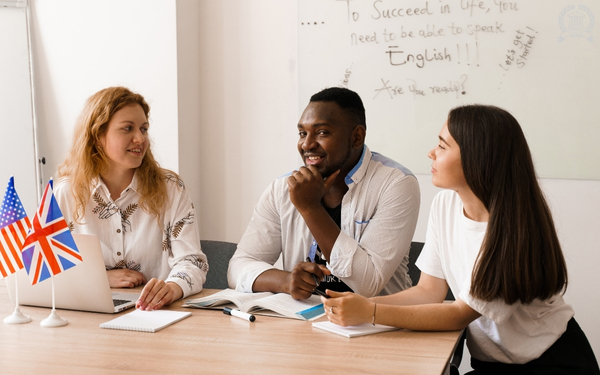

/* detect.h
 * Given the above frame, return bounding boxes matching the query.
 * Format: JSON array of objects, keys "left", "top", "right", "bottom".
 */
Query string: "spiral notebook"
[{"left": 100, "top": 309, "right": 191, "bottom": 332}]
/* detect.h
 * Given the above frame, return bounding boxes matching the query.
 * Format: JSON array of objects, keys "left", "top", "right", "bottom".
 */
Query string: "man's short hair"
[{"left": 310, "top": 87, "right": 366, "bottom": 129}]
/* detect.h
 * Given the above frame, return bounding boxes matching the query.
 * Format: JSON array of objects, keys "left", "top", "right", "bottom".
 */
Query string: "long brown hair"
[
  {"left": 448, "top": 105, "right": 567, "bottom": 304},
  {"left": 58, "top": 86, "right": 173, "bottom": 222}
]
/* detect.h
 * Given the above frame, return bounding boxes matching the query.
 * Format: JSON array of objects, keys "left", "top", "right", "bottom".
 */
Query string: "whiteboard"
[
  {"left": 299, "top": 0, "right": 600, "bottom": 180},
  {"left": 0, "top": 6, "right": 38, "bottom": 214}
]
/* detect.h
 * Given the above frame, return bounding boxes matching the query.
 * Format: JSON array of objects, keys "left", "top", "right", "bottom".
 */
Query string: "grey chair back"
[{"left": 201, "top": 240, "right": 237, "bottom": 289}]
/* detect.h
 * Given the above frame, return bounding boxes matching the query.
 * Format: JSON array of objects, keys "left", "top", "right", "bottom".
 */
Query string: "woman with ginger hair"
[{"left": 56, "top": 86, "right": 208, "bottom": 310}]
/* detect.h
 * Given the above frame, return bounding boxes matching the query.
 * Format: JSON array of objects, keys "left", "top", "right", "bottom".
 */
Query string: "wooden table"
[{"left": 0, "top": 280, "right": 462, "bottom": 374}]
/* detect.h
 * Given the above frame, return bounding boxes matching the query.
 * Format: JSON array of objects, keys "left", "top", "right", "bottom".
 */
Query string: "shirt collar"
[
  {"left": 344, "top": 145, "right": 370, "bottom": 186},
  {"left": 91, "top": 172, "right": 140, "bottom": 197}
]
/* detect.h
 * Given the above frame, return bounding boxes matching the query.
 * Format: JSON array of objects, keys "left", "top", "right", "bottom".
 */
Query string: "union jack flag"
[
  {"left": 0, "top": 177, "right": 31, "bottom": 278},
  {"left": 21, "top": 179, "right": 82, "bottom": 285}
]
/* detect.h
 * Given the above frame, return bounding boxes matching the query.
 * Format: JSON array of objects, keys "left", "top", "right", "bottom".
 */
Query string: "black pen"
[
  {"left": 306, "top": 257, "right": 329, "bottom": 298},
  {"left": 313, "top": 288, "right": 330, "bottom": 299},
  {"left": 306, "top": 257, "right": 321, "bottom": 285}
]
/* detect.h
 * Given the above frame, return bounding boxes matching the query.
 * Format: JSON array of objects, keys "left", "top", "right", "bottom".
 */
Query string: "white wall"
[
  {"left": 30, "top": 0, "right": 180, "bottom": 184},
  {"left": 177, "top": 0, "right": 299, "bottom": 242},
  {"left": 540, "top": 178, "right": 600, "bottom": 359}
]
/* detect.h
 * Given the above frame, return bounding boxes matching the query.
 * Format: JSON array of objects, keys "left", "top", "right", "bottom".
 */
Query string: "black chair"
[
  {"left": 408, "top": 241, "right": 465, "bottom": 375},
  {"left": 408, "top": 241, "right": 454, "bottom": 301},
  {"left": 407, "top": 241, "right": 425, "bottom": 288},
  {"left": 200, "top": 240, "right": 237, "bottom": 289}
]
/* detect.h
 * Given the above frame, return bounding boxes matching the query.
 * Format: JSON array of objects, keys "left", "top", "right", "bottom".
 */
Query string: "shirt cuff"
[{"left": 235, "top": 262, "right": 277, "bottom": 293}]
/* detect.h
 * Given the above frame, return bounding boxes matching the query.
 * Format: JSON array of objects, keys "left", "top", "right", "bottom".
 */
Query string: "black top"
[{"left": 314, "top": 203, "right": 353, "bottom": 294}]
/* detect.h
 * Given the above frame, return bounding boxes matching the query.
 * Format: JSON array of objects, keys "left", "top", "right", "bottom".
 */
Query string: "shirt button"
[
  {"left": 117, "top": 252, "right": 121, "bottom": 256},
  {"left": 117, "top": 229, "right": 121, "bottom": 233}
]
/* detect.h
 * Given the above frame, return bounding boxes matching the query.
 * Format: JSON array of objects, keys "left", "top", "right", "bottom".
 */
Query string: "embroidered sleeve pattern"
[
  {"left": 184, "top": 254, "right": 209, "bottom": 273},
  {"left": 172, "top": 212, "right": 194, "bottom": 238},
  {"left": 165, "top": 173, "right": 185, "bottom": 189},
  {"left": 106, "top": 260, "right": 142, "bottom": 272},
  {"left": 162, "top": 211, "right": 195, "bottom": 256},
  {"left": 169, "top": 271, "right": 193, "bottom": 289}
]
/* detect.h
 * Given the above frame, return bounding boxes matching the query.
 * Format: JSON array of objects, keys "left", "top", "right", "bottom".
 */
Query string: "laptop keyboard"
[{"left": 113, "top": 298, "right": 131, "bottom": 307}]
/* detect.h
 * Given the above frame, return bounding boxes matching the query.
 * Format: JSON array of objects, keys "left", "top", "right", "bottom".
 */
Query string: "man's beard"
[{"left": 319, "top": 141, "right": 353, "bottom": 179}]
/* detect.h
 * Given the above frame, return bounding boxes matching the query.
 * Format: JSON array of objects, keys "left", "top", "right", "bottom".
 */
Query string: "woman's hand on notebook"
[
  {"left": 107, "top": 269, "right": 147, "bottom": 288},
  {"left": 136, "top": 279, "right": 183, "bottom": 311},
  {"left": 322, "top": 290, "right": 375, "bottom": 327}
]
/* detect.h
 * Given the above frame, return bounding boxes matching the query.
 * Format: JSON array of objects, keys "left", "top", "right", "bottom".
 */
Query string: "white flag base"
[
  {"left": 4, "top": 306, "right": 32, "bottom": 324},
  {"left": 40, "top": 309, "right": 68, "bottom": 327}
]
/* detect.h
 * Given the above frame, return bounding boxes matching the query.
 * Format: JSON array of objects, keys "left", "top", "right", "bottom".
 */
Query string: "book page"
[
  {"left": 183, "top": 289, "right": 273, "bottom": 309},
  {"left": 245, "top": 294, "right": 325, "bottom": 321}
]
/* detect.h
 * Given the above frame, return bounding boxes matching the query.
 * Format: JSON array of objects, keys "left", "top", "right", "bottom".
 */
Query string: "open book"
[{"left": 182, "top": 288, "right": 325, "bottom": 321}]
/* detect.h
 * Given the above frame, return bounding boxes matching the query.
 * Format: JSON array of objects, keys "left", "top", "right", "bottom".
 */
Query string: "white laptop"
[{"left": 6, "top": 233, "right": 139, "bottom": 313}]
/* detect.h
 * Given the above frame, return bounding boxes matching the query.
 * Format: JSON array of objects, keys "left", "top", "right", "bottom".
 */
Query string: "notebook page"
[{"left": 100, "top": 309, "right": 191, "bottom": 332}]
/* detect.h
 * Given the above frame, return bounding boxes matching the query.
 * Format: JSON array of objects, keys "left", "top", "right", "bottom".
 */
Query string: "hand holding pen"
[
  {"left": 306, "top": 257, "right": 329, "bottom": 299},
  {"left": 285, "top": 259, "right": 331, "bottom": 300}
]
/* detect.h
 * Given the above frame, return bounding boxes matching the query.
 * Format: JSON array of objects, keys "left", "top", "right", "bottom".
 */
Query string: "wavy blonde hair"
[{"left": 58, "top": 86, "right": 174, "bottom": 223}]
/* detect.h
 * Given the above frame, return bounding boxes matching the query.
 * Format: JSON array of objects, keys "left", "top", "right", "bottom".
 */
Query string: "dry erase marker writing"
[{"left": 223, "top": 307, "right": 256, "bottom": 322}]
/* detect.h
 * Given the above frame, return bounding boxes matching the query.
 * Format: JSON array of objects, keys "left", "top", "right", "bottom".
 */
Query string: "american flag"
[
  {"left": 21, "top": 179, "right": 82, "bottom": 285},
  {"left": 0, "top": 177, "right": 31, "bottom": 278}
]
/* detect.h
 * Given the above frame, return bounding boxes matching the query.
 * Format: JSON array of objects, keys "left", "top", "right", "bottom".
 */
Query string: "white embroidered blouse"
[{"left": 54, "top": 173, "right": 208, "bottom": 298}]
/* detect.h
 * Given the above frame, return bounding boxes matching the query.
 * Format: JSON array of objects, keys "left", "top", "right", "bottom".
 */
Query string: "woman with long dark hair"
[{"left": 322, "top": 105, "right": 599, "bottom": 373}]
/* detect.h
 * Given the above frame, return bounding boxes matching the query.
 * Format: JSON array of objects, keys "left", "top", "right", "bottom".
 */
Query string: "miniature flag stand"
[
  {"left": 20, "top": 178, "right": 83, "bottom": 327},
  {"left": 40, "top": 278, "right": 67, "bottom": 327},
  {"left": 0, "top": 177, "right": 32, "bottom": 324},
  {"left": 4, "top": 279, "right": 32, "bottom": 324}
]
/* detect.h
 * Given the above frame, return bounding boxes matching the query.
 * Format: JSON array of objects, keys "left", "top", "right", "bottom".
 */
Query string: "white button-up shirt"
[
  {"left": 228, "top": 146, "right": 420, "bottom": 297},
  {"left": 55, "top": 173, "right": 208, "bottom": 298}
]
